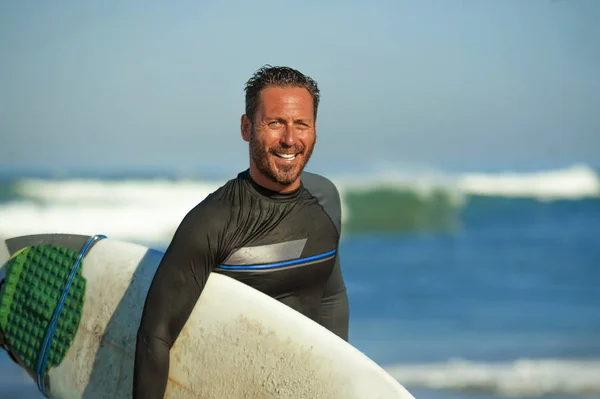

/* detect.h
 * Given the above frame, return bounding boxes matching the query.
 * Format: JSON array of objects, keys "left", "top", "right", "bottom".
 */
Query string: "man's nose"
[{"left": 280, "top": 126, "right": 298, "bottom": 146}]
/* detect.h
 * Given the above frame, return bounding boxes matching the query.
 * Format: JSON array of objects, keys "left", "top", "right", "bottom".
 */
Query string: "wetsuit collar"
[{"left": 241, "top": 169, "right": 303, "bottom": 201}]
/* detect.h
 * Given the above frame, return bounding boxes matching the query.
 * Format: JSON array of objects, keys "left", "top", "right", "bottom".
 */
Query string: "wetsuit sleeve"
[
  {"left": 133, "top": 203, "right": 226, "bottom": 399},
  {"left": 301, "top": 171, "right": 350, "bottom": 341},
  {"left": 318, "top": 181, "right": 349, "bottom": 341},
  {"left": 319, "top": 253, "right": 349, "bottom": 341}
]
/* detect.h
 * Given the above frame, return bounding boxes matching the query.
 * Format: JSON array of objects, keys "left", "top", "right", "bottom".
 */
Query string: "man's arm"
[
  {"left": 319, "top": 253, "right": 349, "bottom": 341},
  {"left": 301, "top": 171, "right": 350, "bottom": 341},
  {"left": 133, "top": 204, "right": 224, "bottom": 399}
]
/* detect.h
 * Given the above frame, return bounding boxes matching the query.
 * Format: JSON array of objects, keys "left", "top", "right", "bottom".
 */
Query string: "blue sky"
[{"left": 1, "top": 0, "right": 599, "bottom": 175}]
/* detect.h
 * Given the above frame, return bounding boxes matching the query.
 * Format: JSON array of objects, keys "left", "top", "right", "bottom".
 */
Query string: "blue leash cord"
[{"left": 36, "top": 234, "right": 107, "bottom": 397}]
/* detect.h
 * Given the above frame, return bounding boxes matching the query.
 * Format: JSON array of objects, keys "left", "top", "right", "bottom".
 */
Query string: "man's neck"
[{"left": 248, "top": 166, "right": 300, "bottom": 193}]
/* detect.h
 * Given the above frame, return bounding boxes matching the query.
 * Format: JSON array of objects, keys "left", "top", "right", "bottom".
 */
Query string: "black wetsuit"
[{"left": 133, "top": 169, "right": 349, "bottom": 399}]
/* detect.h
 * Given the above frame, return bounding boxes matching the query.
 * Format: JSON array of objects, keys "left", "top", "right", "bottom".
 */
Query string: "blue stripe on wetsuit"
[{"left": 218, "top": 249, "right": 336, "bottom": 270}]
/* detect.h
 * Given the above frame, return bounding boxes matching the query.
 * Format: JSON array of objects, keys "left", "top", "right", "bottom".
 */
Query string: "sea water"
[{"left": 1, "top": 164, "right": 599, "bottom": 399}]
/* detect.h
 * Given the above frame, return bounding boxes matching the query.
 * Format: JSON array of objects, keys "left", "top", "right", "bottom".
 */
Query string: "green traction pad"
[{"left": 0, "top": 245, "right": 86, "bottom": 373}]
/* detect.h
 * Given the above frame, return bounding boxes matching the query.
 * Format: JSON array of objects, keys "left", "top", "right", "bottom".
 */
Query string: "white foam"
[
  {"left": 14, "top": 178, "right": 222, "bottom": 205},
  {"left": 0, "top": 201, "right": 186, "bottom": 244},
  {"left": 386, "top": 357, "right": 600, "bottom": 397},
  {"left": 456, "top": 164, "right": 600, "bottom": 200},
  {"left": 334, "top": 164, "right": 599, "bottom": 200},
  {"left": 1, "top": 180, "right": 222, "bottom": 244}
]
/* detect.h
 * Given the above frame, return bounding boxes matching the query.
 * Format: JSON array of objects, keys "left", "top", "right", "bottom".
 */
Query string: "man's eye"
[{"left": 269, "top": 121, "right": 282, "bottom": 127}]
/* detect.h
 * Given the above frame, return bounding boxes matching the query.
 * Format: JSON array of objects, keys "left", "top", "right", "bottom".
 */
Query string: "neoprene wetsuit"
[{"left": 133, "top": 169, "right": 349, "bottom": 399}]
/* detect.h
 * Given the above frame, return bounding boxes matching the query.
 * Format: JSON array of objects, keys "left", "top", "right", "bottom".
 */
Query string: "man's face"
[{"left": 244, "top": 86, "right": 316, "bottom": 190}]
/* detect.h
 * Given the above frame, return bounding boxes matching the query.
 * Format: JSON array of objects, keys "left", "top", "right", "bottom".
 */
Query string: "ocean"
[{"left": 0, "top": 164, "right": 599, "bottom": 399}]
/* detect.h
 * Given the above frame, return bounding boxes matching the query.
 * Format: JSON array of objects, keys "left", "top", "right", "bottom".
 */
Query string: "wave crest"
[
  {"left": 386, "top": 358, "right": 600, "bottom": 397},
  {"left": 456, "top": 164, "right": 600, "bottom": 200},
  {"left": 0, "top": 164, "right": 597, "bottom": 240}
]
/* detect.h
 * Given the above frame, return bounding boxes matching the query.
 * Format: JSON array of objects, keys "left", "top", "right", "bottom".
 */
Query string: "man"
[{"left": 133, "top": 65, "right": 349, "bottom": 398}]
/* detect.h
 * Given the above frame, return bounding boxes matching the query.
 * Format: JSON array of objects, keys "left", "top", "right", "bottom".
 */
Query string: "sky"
[{"left": 1, "top": 0, "right": 599, "bottom": 175}]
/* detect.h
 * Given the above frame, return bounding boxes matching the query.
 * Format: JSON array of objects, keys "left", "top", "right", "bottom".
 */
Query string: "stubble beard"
[{"left": 249, "top": 127, "right": 315, "bottom": 187}]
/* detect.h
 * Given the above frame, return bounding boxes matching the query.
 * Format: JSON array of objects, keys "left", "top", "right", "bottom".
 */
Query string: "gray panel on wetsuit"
[
  {"left": 223, "top": 238, "right": 308, "bottom": 265},
  {"left": 301, "top": 171, "right": 342, "bottom": 234}
]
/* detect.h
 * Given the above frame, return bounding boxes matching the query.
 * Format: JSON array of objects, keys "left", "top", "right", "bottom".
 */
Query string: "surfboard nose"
[
  {"left": 0, "top": 236, "right": 14, "bottom": 285},
  {"left": 0, "top": 235, "right": 11, "bottom": 355},
  {"left": 0, "top": 259, "right": 7, "bottom": 290}
]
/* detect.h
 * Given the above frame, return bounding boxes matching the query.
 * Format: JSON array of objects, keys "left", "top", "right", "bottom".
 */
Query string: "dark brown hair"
[{"left": 244, "top": 65, "right": 321, "bottom": 122}]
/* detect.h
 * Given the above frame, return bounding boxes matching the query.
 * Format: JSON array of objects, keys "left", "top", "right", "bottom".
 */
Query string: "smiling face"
[{"left": 241, "top": 86, "right": 316, "bottom": 192}]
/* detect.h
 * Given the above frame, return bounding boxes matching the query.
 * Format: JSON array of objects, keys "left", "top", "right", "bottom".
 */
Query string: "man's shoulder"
[
  {"left": 301, "top": 171, "right": 340, "bottom": 201},
  {"left": 181, "top": 177, "right": 239, "bottom": 227},
  {"left": 301, "top": 171, "right": 342, "bottom": 232}
]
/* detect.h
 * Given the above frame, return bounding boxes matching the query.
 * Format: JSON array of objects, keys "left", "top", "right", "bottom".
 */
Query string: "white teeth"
[{"left": 276, "top": 153, "right": 296, "bottom": 160}]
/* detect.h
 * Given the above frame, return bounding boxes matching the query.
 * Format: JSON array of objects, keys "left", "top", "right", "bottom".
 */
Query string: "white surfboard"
[{"left": 0, "top": 234, "right": 415, "bottom": 399}]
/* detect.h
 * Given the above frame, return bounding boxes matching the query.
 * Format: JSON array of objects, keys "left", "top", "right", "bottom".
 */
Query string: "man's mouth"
[
  {"left": 274, "top": 153, "right": 298, "bottom": 160},
  {"left": 271, "top": 146, "right": 304, "bottom": 161}
]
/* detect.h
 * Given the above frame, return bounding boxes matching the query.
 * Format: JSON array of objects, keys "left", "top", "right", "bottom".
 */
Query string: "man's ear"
[{"left": 241, "top": 114, "right": 252, "bottom": 142}]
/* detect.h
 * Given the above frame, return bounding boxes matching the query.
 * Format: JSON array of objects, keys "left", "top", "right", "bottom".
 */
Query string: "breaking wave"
[
  {"left": 0, "top": 164, "right": 597, "bottom": 243},
  {"left": 386, "top": 357, "right": 600, "bottom": 397},
  {"left": 456, "top": 164, "right": 600, "bottom": 200}
]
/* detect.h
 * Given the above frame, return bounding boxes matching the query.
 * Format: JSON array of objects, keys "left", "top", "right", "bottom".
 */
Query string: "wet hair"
[{"left": 244, "top": 65, "right": 321, "bottom": 122}]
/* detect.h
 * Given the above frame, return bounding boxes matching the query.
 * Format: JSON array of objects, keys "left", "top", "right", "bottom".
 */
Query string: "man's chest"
[{"left": 213, "top": 204, "right": 339, "bottom": 296}]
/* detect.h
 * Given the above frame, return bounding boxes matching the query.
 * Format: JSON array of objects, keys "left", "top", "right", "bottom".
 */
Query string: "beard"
[{"left": 249, "top": 129, "right": 315, "bottom": 187}]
